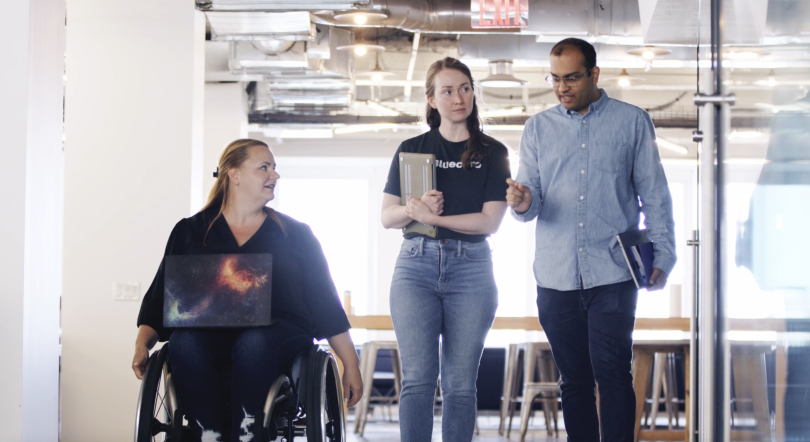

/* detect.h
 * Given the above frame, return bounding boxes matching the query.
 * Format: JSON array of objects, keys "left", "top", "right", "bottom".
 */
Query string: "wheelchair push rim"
[
  {"left": 306, "top": 348, "right": 346, "bottom": 442},
  {"left": 134, "top": 344, "right": 177, "bottom": 442}
]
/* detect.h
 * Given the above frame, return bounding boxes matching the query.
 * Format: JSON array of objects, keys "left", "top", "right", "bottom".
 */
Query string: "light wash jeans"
[{"left": 390, "top": 237, "right": 498, "bottom": 442}]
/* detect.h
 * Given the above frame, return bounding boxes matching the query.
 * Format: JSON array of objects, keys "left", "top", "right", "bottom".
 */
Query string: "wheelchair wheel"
[
  {"left": 305, "top": 348, "right": 345, "bottom": 442},
  {"left": 135, "top": 344, "right": 179, "bottom": 442}
]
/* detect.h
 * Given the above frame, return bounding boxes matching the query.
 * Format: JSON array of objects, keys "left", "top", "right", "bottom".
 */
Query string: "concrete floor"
[{"left": 344, "top": 408, "right": 566, "bottom": 441}]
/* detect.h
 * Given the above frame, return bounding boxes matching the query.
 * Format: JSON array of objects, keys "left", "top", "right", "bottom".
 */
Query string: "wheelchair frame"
[{"left": 134, "top": 342, "right": 345, "bottom": 442}]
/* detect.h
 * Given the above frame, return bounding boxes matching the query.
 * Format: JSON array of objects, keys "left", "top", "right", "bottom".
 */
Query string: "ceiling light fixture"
[
  {"left": 333, "top": 10, "right": 388, "bottom": 26},
  {"left": 626, "top": 46, "right": 672, "bottom": 60},
  {"left": 337, "top": 40, "right": 385, "bottom": 57},
  {"left": 356, "top": 52, "right": 396, "bottom": 82},
  {"left": 606, "top": 68, "right": 646, "bottom": 88},
  {"left": 479, "top": 60, "right": 528, "bottom": 88}
]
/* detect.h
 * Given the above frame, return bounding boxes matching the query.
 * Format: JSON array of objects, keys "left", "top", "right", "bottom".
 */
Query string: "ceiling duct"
[
  {"left": 228, "top": 25, "right": 351, "bottom": 78},
  {"left": 638, "top": 0, "right": 769, "bottom": 45},
  {"left": 196, "top": 0, "right": 370, "bottom": 11},
  {"left": 206, "top": 11, "right": 313, "bottom": 40}
]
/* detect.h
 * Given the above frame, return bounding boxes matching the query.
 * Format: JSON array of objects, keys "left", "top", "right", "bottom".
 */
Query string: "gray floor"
[{"left": 344, "top": 407, "right": 566, "bottom": 442}]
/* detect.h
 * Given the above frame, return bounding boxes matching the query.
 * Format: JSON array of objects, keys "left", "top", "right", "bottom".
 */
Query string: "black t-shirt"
[
  {"left": 136, "top": 208, "right": 351, "bottom": 342},
  {"left": 383, "top": 129, "right": 511, "bottom": 242}
]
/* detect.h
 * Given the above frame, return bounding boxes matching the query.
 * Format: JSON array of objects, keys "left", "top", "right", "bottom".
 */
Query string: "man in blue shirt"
[{"left": 506, "top": 38, "right": 676, "bottom": 441}]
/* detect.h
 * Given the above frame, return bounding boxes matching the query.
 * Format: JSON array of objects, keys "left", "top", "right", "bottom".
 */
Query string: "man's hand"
[
  {"left": 648, "top": 268, "right": 669, "bottom": 291},
  {"left": 405, "top": 197, "right": 434, "bottom": 224},
  {"left": 506, "top": 178, "right": 532, "bottom": 213},
  {"left": 420, "top": 189, "right": 444, "bottom": 215}
]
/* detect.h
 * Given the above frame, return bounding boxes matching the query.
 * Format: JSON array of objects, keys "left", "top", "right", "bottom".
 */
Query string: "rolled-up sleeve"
[
  {"left": 512, "top": 117, "right": 544, "bottom": 222},
  {"left": 633, "top": 114, "right": 677, "bottom": 274}
]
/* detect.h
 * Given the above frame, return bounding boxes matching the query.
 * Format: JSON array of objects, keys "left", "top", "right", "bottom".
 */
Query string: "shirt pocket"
[{"left": 591, "top": 140, "right": 628, "bottom": 174}]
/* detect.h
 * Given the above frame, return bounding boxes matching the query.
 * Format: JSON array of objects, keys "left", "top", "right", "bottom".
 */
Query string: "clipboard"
[
  {"left": 399, "top": 152, "right": 438, "bottom": 238},
  {"left": 616, "top": 230, "right": 655, "bottom": 289}
]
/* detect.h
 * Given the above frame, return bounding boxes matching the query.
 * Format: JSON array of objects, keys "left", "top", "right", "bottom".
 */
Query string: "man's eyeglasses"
[{"left": 545, "top": 67, "right": 594, "bottom": 88}]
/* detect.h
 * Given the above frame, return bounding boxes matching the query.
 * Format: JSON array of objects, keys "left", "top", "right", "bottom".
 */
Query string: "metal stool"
[
  {"left": 519, "top": 381, "right": 562, "bottom": 441},
  {"left": 353, "top": 341, "right": 403, "bottom": 436},
  {"left": 499, "top": 342, "right": 559, "bottom": 436}
]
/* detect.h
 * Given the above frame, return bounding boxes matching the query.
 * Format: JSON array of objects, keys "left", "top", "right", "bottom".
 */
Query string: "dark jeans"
[
  {"left": 537, "top": 279, "right": 638, "bottom": 442},
  {"left": 168, "top": 320, "right": 313, "bottom": 442}
]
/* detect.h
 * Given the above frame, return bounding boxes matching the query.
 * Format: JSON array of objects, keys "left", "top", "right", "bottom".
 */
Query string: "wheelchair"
[{"left": 134, "top": 342, "right": 345, "bottom": 442}]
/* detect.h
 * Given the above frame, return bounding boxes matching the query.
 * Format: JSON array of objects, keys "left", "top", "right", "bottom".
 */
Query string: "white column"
[
  {"left": 203, "top": 82, "right": 248, "bottom": 203},
  {"left": 61, "top": 2, "right": 204, "bottom": 441},
  {"left": 0, "top": 0, "right": 65, "bottom": 440}
]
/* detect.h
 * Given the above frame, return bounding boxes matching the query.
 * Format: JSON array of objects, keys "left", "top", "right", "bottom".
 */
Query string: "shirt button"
[
  {"left": 579, "top": 223, "right": 584, "bottom": 227},
  {"left": 581, "top": 144, "right": 586, "bottom": 148},
  {"left": 582, "top": 120, "right": 587, "bottom": 124},
  {"left": 581, "top": 169, "right": 585, "bottom": 174},
  {"left": 580, "top": 195, "right": 584, "bottom": 200},
  {"left": 579, "top": 248, "right": 583, "bottom": 252}
]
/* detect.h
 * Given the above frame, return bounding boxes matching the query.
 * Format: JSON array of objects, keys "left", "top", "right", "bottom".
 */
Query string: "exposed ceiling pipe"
[{"left": 403, "top": 32, "right": 420, "bottom": 102}]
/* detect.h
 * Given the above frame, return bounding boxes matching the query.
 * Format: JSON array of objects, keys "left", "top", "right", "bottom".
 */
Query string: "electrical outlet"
[{"left": 114, "top": 282, "right": 141, "bottom": 301}]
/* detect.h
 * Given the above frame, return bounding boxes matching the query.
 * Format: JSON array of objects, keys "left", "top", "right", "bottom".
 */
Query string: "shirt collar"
[{"left": 559, "top": 88, "right": 610, "bottom": 117}]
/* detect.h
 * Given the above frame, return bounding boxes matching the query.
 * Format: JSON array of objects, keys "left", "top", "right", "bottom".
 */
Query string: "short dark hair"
[{"left": 550, "top": 38, "right": 597, "bottom": 71}]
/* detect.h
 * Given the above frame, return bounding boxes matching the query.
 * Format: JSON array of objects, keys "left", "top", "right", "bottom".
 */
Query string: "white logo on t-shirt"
[{"left": 435, "top": 160, "right": 482, "bottom": 169}]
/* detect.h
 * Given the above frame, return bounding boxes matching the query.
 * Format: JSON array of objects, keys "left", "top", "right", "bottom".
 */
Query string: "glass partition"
[{"left": 718, "top": 1, "right": 810, "bottom": 440}]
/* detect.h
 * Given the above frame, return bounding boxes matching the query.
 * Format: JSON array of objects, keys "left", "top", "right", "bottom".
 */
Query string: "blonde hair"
[{"left": 202, "top": 139, "right": 286, "bottom": 244}]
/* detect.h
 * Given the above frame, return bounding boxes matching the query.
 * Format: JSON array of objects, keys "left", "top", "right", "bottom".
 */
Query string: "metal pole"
[
  {"left": 698, "top": 87, "right": 716, "bottom": 442},
  {"left": 687, "top": 230, "right": 700, "bottom": 442}
]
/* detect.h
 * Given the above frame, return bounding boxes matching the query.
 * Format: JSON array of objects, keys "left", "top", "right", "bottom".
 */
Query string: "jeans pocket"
[
  {"left": 462, "top": 244, "right": 492, "bottom": 262},
  {"left": 399, "top": 243, "right": 420, "bottom": 259}
]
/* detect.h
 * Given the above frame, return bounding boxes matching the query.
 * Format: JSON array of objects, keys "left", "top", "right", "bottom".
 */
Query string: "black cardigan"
[{"left": 137, "top": 209, "right": 351, "bottom": 342}]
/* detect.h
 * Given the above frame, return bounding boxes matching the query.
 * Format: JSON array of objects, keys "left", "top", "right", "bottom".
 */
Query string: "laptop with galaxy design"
[{"left": 163, "top": 253, "right": 273, "bottom": 328}]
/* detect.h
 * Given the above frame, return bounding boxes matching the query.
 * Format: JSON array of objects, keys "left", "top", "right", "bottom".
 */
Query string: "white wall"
[
  {"left": 61, "top": 2, "right": 204, "bottom": 441},
  {"left": 204, "top": 82, "right": 248, "bottom": 203},
  {"left": 0, "top": 0, "right": 65, "bottom": 440}
]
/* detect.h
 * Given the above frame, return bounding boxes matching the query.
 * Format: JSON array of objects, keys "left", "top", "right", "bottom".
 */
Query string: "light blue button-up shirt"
[{"left": 513, "top": 89, "right": 676, "bottom": 291}]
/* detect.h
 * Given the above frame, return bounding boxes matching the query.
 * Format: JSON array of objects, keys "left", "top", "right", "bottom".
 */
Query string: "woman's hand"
[
  {"left": 405, "top": 197, "right": 435, "bottom": 224},
  {"left": 132, "top": 344, "right": 150, "bottom": 380},
  {"left": 133, "top": 325, "right": 159, "bottom": 380},
  {"left": 326, "top": 332, "right": 364, "bottom": 407},
  {"left": 342, "top": 364, "right": 364, "bottom": 408},
  {"left": 420, "top": 190, "right": 444, "bottom": 215}
]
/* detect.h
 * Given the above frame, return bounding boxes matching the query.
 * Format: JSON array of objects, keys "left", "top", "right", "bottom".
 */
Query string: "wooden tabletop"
[{"left": 347, "top": 315, "right": 786, "bottom": 332}]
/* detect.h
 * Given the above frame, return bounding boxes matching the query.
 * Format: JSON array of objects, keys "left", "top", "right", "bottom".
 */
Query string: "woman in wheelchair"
[{"left": 132, "top": 139, "right": 363, "bottom": 442}]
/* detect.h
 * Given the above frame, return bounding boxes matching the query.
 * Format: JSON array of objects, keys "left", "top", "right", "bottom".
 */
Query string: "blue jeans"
[
  {"left": 536, "top": 279, "right": 638, "bottom": 442},
  {"left": 168, "top": 320, "right": 313, "bottom": 442},
  {"left": 390, "top": 237, "right": 498, "bottom": 442}
]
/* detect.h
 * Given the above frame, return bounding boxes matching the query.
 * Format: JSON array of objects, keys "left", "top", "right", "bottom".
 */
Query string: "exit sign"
[{"left": 471, "top": 0, "right": 528, "bottom": 29}]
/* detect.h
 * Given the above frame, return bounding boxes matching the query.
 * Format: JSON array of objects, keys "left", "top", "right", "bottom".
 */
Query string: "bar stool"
[
  {"left": 519, "top": 380, "right": 562, "bottom": 441},
  {"left": 353, "top": 341, "right": 403, "bottom": 437},
  {"left": 499, "top": 342, "right": 559, "bottom": 436}
]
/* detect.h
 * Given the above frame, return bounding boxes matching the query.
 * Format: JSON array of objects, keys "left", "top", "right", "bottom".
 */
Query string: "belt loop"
[
  {"left": 457, "top": 240, "right": 462, "bottom": 257},
  {"left": 418, "top": 236, "right": 425, "bottom": 255}
]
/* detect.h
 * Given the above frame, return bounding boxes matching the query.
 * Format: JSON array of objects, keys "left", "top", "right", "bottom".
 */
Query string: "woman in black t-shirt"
[
  {"left": 131, "top": 139, "right": 363, "bottom": 442},
  {"left": 381, "top": 57, "right": 511, "bottom": 442}
]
